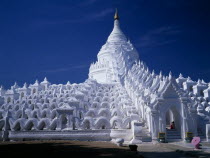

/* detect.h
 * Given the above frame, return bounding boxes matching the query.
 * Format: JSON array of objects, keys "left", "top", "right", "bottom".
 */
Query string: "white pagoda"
[{"left": 0, "top": 10, "right": 210, "bottom": 143}]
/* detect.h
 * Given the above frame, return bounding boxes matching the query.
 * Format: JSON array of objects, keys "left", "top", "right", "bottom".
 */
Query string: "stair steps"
[
  {"left": 198, "top": 131, "right": 205, "bottom": 139},
  {"left": 166, "top": 129, "right": 181, "bottom": 141}
]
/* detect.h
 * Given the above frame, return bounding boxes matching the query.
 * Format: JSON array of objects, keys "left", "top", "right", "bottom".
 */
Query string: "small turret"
[
  {"left": 159, "top": 71, "right": 162, "bottom": 79},
  {"left": 169, "top": 71, "right": 172, "bottom": 80},
  {"left": 23, "top": 83, "right": 27, "bottom": 89},
  {"left": 152, "top": 70, "right": 155, "bottom": 76},
  {"left": 203, "top": 83, "right": 210, "bottom": 100},
  {"left": 44, "top": 77, "right": 48, "bottom": 82},
  {"left": 11, "top": 82, "right": 19, "bottom": 90},
  {"left": 0, "top": 86, "right": 5, "bottom": 96},
  {"left": 176, "top": 73, "right": 187, "bottom": 87},
  {"left": 18, "top": 82, "right": 28, "bottom": 99},
  {"left": 202, "top": 79, "right": 207, "bottom": 85},
  {"left": 183, "top": 76, "right": 196, "bottom": 91},
  {"left": 30, "top": 79, "right": 41, "bottom": 94},
  {"left": 35, "top": 80, "right": 39, "bottom": 85},
  {"left": 192, "top": 79, "right": 208, "bottom": 97},
  {"left": 40, "top": 77, "right": 50, "bottom": 90}
]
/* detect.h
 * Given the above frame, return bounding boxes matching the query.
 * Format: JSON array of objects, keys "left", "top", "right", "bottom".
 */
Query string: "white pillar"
[
  {"left": 67, "top": 115, "right": 72, "bottom": 130},
  {"left": 180, "top": 100, "right": 188, "bottom": 139},
  {"left": 150, "top": 110, "right": 158, "bottom": 139},
  {"left": 190, "top": 109, "right": 198, "bottom": 136},
  {"left": 206, "top": 124, "right": 210, "bottom": 142}
]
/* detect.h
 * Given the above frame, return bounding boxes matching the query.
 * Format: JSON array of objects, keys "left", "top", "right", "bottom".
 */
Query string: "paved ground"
[
  {"left": 172, "top": 141, "right": 210, "bottom": 153},
  {"left": 0, "top": 140, "right": 141, "bottom": 158},
  {"left": 138, "top": 142, "right": 210, "bottom": 158},
  {"left": 0, "top": 140, "right": 209, "bottom": 158}
]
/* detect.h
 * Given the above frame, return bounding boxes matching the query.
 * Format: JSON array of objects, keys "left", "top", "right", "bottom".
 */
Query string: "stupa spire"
[
  {"left": 114, "top": 8, "right": 119, "bottom": 20},
  {"left": 107, "top": 9, "right": 127, "bottom": 42}
]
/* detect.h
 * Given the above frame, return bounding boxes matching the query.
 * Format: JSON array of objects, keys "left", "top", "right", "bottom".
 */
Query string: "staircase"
[
  {"left": 141, "top": 126, "right": 152, "bottom": 142},
  {"left": 197, "top": 129, "right": 206, "bottom": 140},
  {"left": 166, "top": 129, "right": 182, "bottom": 142}
]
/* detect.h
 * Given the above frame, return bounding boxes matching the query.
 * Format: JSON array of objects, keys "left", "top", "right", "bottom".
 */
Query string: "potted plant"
[
  {"left": 185, "top": 132, "right": 193, "bottom": 143},
  {"left": 158, "top": 132, "right": 166, "bottom": 143},
  {"left": 128, "top": 144, "right": 138, "bottom": 151}
]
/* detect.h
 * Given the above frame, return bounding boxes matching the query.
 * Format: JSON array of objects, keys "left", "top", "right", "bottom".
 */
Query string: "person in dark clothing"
[{"left": 170, "top": 121, "right": 175, "bottom": 129}]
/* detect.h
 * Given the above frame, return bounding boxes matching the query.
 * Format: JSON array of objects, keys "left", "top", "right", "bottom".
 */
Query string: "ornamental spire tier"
[{"left": 89, "top": 10, "right": 139, "bottom": 84}]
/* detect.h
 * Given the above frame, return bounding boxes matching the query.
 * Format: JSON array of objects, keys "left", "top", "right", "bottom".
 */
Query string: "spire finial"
[{"left": 114, "top": 8, "right": 119, "bottom": 20}]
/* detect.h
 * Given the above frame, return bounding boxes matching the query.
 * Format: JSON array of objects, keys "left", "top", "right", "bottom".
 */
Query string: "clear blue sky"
[{"left": 0, "top": 0, "right": 210, "bottom": 89}]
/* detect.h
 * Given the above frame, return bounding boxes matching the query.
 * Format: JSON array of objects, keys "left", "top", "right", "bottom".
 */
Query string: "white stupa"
[
  {"left": 0, "top": 10, "right": 210, "bottom": 143},
  {"left": 89, "top": 9, "right": 139, "bottom": 84}
]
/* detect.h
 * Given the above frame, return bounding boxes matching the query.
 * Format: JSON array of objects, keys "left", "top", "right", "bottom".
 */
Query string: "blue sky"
[{"left": 0, "top": 0, "right": 210, "bottom": 88}]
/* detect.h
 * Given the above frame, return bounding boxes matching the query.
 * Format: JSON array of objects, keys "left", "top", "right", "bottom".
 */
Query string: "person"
[{"left": 170, "top": 121, "right": 175, "bottom": 129}]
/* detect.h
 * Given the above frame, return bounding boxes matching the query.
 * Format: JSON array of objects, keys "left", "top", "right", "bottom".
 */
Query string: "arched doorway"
[
  {"left": 84, "top": 120, "right": 90, "bottom": 129},
  {"left": 166, "top": 109, "right": 174, "bottom": 129},
  {"left": 79, "top": 112, "right": 83, "bottom": 119},
  {"left": 165, "top": 106, "right": 181, "bottom": 131},
  {"left": 165, "top": 105, "right": 182, "bottom": 140},
  {"left": 7, "top": 97, "right": 11, "bottom": 103},
  {"left": 33, "top": 88, "right": 36, "bottom": 94},
  {"left": 101, "top": 125, "right": 106, "bottom": 129},
  {"left": 112, "top": 121, "right": 118, "bottom": 129},
  {"left": 61, "top": 114, "right": 68, "bottom": 129},
  {"left": 21, "top": 92, "right": 24, "bottom": 98}
]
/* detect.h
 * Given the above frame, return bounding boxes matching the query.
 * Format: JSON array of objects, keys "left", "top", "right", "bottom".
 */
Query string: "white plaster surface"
[{"left": 0, "top": 13, "right": 210, "bottom": 142}]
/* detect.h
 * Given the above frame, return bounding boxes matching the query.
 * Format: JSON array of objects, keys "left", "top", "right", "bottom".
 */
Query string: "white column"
[
  {"left": 150, "top": 110, "right": 159, "bottom": 139},
  {"left": 206, "top": 124, "right": 210, "bottom": 142}
]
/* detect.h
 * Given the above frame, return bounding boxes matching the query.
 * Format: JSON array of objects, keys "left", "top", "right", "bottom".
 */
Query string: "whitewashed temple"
[{"left": 0, "top": 10, "right": 210, "bottom": 143}]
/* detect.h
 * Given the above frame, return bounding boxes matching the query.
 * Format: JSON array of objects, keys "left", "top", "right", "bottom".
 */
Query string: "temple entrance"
[
  {"left": 84, "top": 120, "right": 90, "bottom": 129},
  {"left": 56, "top": 105, "right": 74, "bottom": 130},
  {"left": 165, "top": 106, "right": 181, "bottom": 131},
  {"left": 166, "top": 109, "right": 174, "bottom": 129},
  {"left": 61, "top": 114, "right": 68, "bottom": 129},
  {"left": 21, "top": 92, "right": 24, "bottom": 98},
  {"left": 165, "top": 105, "right": 182, "bottom": 140},
  {"left": 7, "top": 97, "right": 11, "bottom": 103}
]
